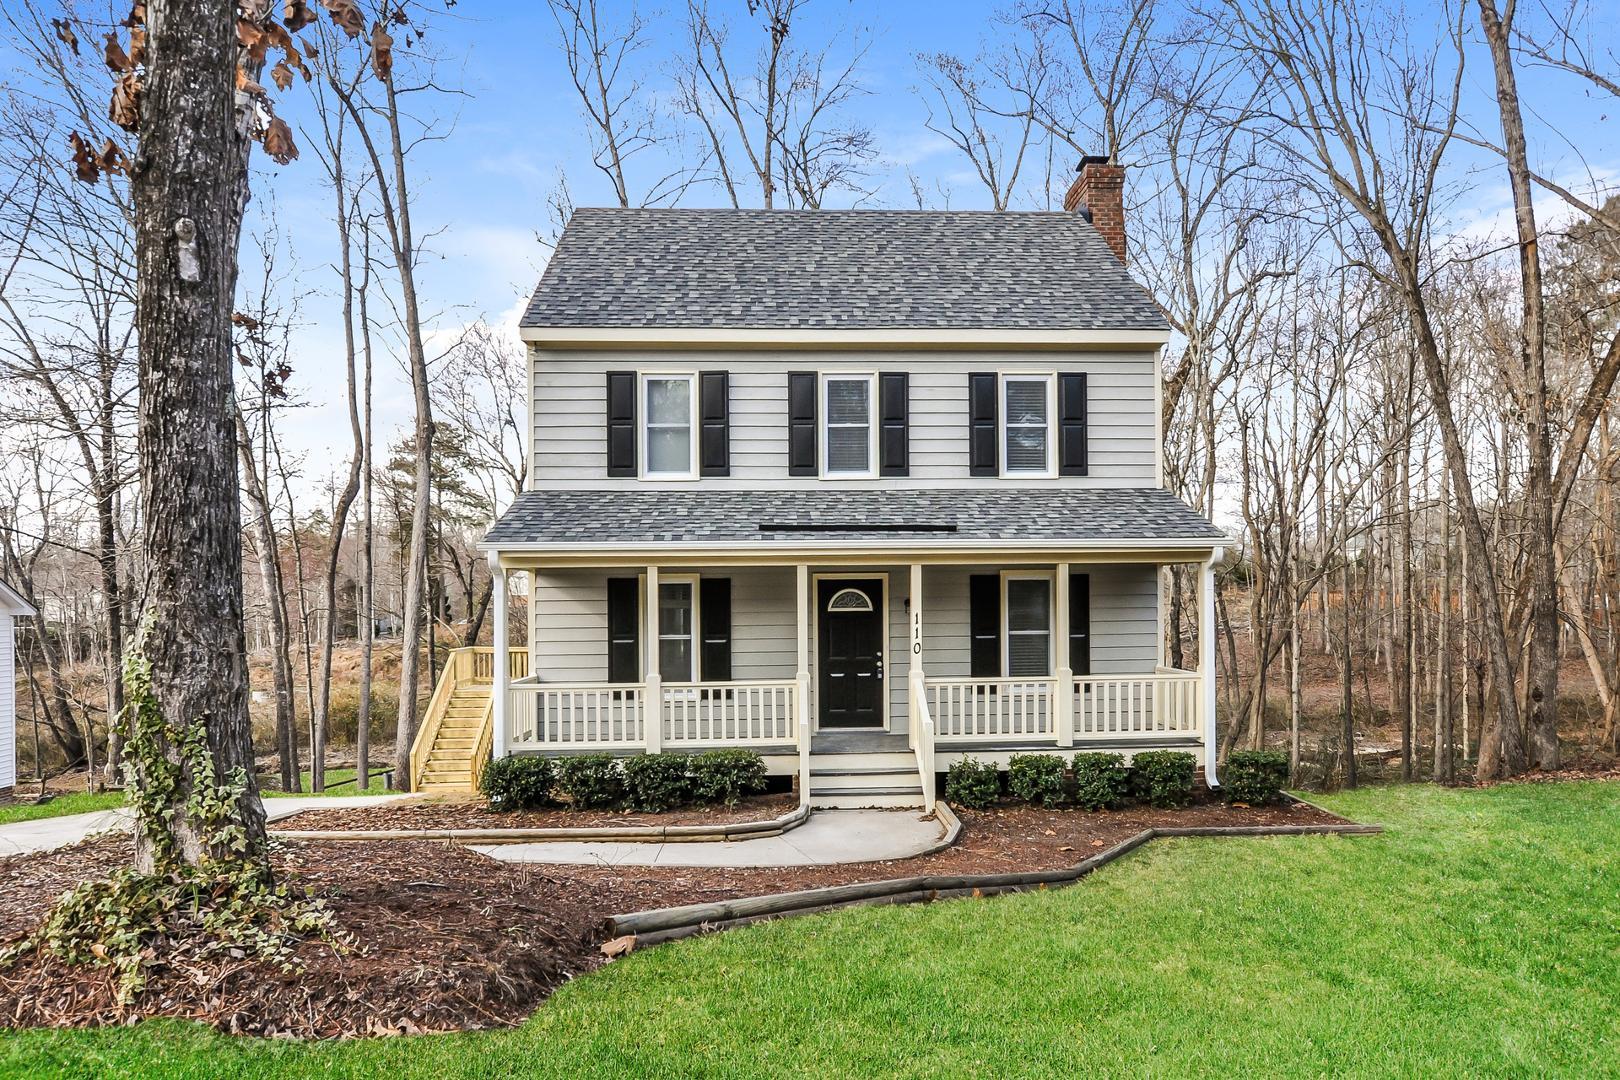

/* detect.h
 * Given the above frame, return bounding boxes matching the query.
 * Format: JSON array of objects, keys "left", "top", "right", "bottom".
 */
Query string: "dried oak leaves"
[{"left": 69, "top": 0, "right": 398, "bottom": 184}]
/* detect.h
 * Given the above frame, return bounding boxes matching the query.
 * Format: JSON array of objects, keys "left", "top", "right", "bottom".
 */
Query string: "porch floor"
[
  {"left": 473, "top": 809, "right": 946, "bottom": 868},
  {"left": 810, "top": 730, "right": 910, "bottom": 753}
]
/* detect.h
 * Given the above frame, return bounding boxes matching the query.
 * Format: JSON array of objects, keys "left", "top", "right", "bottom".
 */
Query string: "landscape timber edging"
[
  {"left": 268, "top": 799, "right": 812, "bottom": 845},
  {"left": 606, "top": 814, "right": 1383, "bottom": 945}
]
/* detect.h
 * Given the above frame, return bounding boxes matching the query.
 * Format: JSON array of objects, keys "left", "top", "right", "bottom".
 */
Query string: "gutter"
[{"left": 477, "top": 536, "right": 1230, "bottom": 558}]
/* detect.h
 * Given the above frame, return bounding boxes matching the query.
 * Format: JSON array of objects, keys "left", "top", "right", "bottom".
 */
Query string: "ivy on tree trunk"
[{"left": 132, "top": 0, "right": 267, "bottom": 869}]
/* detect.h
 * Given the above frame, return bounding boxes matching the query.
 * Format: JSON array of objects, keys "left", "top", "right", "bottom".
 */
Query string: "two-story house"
[{"left": 412, "top": 158, "right": 1227, "bottom": 810}]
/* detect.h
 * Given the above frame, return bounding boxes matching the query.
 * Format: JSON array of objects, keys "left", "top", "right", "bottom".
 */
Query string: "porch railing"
[
  {"left": 509, "top": 677, "right": 801, "bottom": 751},
  {"left": 925, "top": 670, "right": 1202, "bottom": 745},
  {"left": 504, "top": 670, "right": 1203, "bottom": 754},
  {"left": 926, "top": 677, "right": 1056, "bottom": 741},
  {"left": 663, "top": 680, "right": 797, "bottom": 746},
  {"left": 1075, "top": 671, "right": 1202, "bottom": 738},
  {"left": 908, "top": 671, "right": 937, "bottom": 808},
  {"left": 509, "top": 682, "right": 647, "bottom": 749}
]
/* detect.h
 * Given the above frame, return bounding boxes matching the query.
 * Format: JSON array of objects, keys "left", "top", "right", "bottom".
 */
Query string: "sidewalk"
[
  {"left": 476, "top": 809, "right": 946, "bottom": 868},
  {"left": 0, "top": 794, "right": 410, "bottom": 858}
]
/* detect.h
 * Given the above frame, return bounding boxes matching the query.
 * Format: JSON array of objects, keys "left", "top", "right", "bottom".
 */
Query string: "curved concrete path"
[
  {"left": 0, "top": 794, "right": 410, "bottom": 858},
  {"left": 474, "top": 809, "right": 946, "bottom": 868}
]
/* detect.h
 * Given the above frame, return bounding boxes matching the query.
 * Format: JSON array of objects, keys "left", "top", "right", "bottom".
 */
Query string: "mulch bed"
[
  {"left": 272, "top": 791, "right": 799, "bottom": 833},
  {"left": 0, "top": 795, "right": 1349, "bottom": 1039}
]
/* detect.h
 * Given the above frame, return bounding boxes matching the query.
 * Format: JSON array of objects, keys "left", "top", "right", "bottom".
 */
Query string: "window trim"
[
  {"left": 638, "top": 371, "right": 700, "bottom": 480},
  {"left": 999, "top": 373, "right": 1058, "bottom": 478},
  {"left": 648, "top": 572, "right": 702, "bottom": 684},
  {"left": 819, "top": 372, "right": 879, "bottom": 479},
  {"left": 1000, "top": 570, "right": 1055, "bottom": 678}
]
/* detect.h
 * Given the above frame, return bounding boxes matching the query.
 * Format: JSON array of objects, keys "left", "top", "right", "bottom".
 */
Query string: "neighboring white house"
[
  {"left": 407, "top": 157, "right": 1228, "bottom": 808},
  {"left": 0, "top": 579, "right": 38, "bottom": 795}
]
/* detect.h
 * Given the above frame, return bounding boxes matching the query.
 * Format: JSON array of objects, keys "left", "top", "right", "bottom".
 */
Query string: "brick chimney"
[{"left": 1063, "top": 155, "right": 1127, "bottom": 264}]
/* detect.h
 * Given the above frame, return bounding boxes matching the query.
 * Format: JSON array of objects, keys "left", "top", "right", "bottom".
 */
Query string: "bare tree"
[
  {"left": 917, "top": 23, "right": 1051, "bottom": 211},
  {"left": 675, "top": 0, "right": 876, "bottom": 208},
  {"left": 314, "top": 5, "right": 453, "bottom": 789},
  {"left": 547, "top": 0, "right": 693, "bottom": 208}
]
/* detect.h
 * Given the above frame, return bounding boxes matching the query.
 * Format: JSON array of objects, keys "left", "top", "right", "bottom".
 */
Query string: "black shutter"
[
  {"left": 700, "top": 372, "right": 730, "bottom": 477},
  {"left": 969, "top": 574, "right": 1001, "bottom": 678},
  {"left": 607, "top": 577, "right": 640, "bottom": 683},
  {"left": 700, "top": 578, "right": 732, "bottom": 681},
  {"left": 606, "top": 371, "right": 637, "bottom": 477},
  {"left": 969, "top": 373, "right": 998, "bottom": 477},
  {"left": 788, "top": 372, "right": 817, "bottom": 476},
  {"left": 879, "top": 372, "right": 909, "bottom": 477},
  {"left": 1069, "top": 573, "right": 1091, "bottom": 676},
  {"left": 1059, "top": 372, "right": 1089, "bottom": 477}
]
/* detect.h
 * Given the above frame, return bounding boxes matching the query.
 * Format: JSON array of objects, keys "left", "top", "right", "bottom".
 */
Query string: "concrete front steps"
[
  {"left": 807, "top": 731, "right": 925, "bottom": 808},
  {"left": 419, "top": 685, "right": 492, "bottom": 793}
]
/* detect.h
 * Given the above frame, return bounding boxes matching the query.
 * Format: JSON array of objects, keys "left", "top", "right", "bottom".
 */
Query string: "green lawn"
[
  {"left": 3, "top": 781, "right": 1618, "bottom": 1078},
  {"left": 0, "top": 791, "right": 125, "bottom": 826},
  {"left": 264, "top": 768, "right": 394, "bottom": 798},
  {"left": 0, "top": 770, "right": 392, "bottom": 828}
]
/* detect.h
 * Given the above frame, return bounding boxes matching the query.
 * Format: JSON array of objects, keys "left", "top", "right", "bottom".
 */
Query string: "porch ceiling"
[{"left": 482, "top": 488, "right": 1225, "bottom": 561}]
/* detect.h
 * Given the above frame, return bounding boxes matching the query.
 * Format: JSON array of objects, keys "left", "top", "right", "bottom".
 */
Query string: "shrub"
[
  {"left": 945, "top": 757, "right": 1000, "bottom": 809},
  {"left": 1007, "top": 754, "right": 1067, "bottom": 807},
  {"left": 479, "top": 756, "right": 556, "bottom": 812},
  {"left": 622, "top": 753, "right": 693, "bottom": 813},
  {"left": 1070, "top": 752, "right": 1130, "bottom": 810},
  {"left": 1223, "top": 749, "right": 1289, "bottom": 805},
  {"left": 1130, "top": 750, "right": 1197, "bottom": 808},
  {"left": 689, "top": 749, "right": 768, "bottom": 806},
  {"left": 553, "top": 754, "right": 625, "bottom": 810}
]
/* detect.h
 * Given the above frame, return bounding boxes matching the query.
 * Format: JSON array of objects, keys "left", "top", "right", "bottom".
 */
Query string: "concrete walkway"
[
  {"left": 0, "top": 794, "right": 410, "bottom": 859},
  {"left": 475, "top": 809, "right": 946, "bottom": 868}
]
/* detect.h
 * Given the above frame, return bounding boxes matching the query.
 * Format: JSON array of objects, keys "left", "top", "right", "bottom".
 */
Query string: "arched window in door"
[{"left": 826, "top": 588, "right": 874, "bottom": 613}]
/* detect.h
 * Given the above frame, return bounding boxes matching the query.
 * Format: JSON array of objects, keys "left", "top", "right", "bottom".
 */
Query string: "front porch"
[{"left": 435, "top": 553, "right": 1223, "bottom": 807}]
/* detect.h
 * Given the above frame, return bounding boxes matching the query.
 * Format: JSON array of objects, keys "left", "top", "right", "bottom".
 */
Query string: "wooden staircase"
[
  {"left": 409, "top": 647, "right": 528, "bottom": 794},
  {"left": 417, "top": 684, "right": 493, "bottom": 792}
]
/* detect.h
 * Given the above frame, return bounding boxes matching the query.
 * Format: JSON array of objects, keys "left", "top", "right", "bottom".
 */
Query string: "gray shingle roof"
[
  {"left": 483, "top": 489, "right": 1223, "bottom": 548},
  {"left": 522, "top": 208, "right": 1169, "bottom": 332}
]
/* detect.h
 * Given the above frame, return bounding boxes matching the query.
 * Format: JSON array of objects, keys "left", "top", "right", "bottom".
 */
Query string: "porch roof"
[{"left": 482, "top": 488, "right": 1224, "bottom": 554}]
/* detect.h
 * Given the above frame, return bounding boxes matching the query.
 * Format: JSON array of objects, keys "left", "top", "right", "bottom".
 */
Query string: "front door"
[{"left": 817, "top": 578, "right": 885, "bottom": 728}]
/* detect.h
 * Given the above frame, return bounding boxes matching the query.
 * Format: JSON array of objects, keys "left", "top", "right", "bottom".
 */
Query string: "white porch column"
[
  {"left": 1198, "top": 549, "right": 1223, "bottom": 788},
  {"left": 795, "top": 564, "right": 812, "bottom": 804},
  {"left": 644, "top": 564, "right": 662, "bottom": 754},
  {"left": 490, "top": 553, "right": 510, "bottom": 761},
  {"left": 908, "top": 564, "right": 924, "bottom": 748},
  {"left": 794, "top": 563, "right": 811, "bottom": 718},
  {"left": 1055, "top": 561, "right": 1074, "bottom": 747}
]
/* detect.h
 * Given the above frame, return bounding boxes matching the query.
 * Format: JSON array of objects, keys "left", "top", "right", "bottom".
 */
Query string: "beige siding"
[{"left": 530, "top": 348, "right": 1158, "bottom": 489}]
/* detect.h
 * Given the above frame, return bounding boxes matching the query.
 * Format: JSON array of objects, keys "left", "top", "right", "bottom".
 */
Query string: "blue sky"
[
  {"left": 258, "top": 0, "right": 1001, "bottom": 481},
  {"left": 15, "top": 0, "right": 1610, "bottom": 503}
]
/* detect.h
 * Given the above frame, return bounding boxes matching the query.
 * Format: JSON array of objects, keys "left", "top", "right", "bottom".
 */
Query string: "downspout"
[{"left": 1201, "top": 546, "right": 1226, "bottom": 790}]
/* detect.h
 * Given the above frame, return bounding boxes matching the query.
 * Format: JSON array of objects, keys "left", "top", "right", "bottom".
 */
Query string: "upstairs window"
[
  {"left": 822, "top": 373, "right": 877, "bottom": 477},
  {"left": 1002, "top": 374, "right": 1056, "bottom": 477},
  {"left": 642, "top": 373, "right": 697, "bottom": 478}
]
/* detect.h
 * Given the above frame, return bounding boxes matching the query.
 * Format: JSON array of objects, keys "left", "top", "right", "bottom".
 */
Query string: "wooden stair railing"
[{"left": 409, "top": 647, "right": 530, "bottom": 792}]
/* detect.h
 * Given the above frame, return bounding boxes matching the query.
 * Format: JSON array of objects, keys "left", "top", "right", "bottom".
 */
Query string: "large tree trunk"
[{"left": 132, "top": 0, "right": 266, "bottom": 870}]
